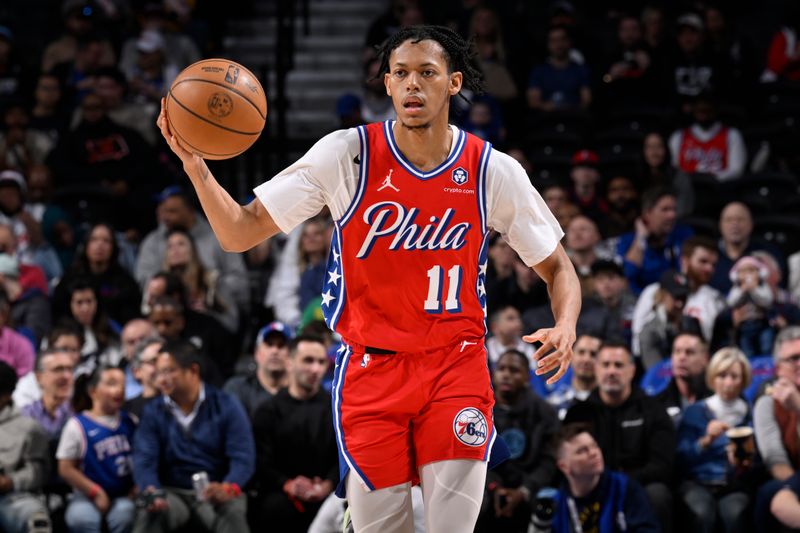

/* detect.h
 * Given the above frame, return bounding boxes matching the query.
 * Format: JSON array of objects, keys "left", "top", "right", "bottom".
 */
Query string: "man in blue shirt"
[
  {"left": 526, "top": 26, "right": 591, "bottom": 112},
  {"left": 132, "top": 339, "right": 255, "bottom": 533},
  {"left": 616, "top": 186, "right": 693, "bottom": 295}
]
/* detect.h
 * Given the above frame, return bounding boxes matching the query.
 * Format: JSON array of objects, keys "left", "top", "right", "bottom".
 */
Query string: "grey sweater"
[{"left": 0, "top": 404, "right": 49, "bottom": 491}]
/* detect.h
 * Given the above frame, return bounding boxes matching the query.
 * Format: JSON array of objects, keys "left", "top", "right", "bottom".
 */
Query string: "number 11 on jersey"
[{"left": 424, "top": 265, "right": 463, "bottom": 313}]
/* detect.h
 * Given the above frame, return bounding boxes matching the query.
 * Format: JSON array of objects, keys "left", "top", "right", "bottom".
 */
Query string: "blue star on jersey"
[{"left": 322, "top": 225, "right": 345, "bottom": 330}]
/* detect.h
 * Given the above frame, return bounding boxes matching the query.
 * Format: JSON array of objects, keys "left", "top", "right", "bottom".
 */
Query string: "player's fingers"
[
  {"left": 535, "top": 354, "right": 562, "bottom": 375},
  {"left": 522, "top": 328, "right": 549, "bottom": 344},
  {"left": 532, "top": 340, "right": 555, "bottom": 361},
  {"left": 546, "top": 359, "right": 571, "bottom": 385}
]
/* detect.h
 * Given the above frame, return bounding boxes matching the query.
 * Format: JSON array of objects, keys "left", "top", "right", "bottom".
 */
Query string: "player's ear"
[
  {"left": 385, "top": 72, "right": 392, "bottom": 96},
  {"left": 449, "top": 71, "right": 463, "bottom": 96}
]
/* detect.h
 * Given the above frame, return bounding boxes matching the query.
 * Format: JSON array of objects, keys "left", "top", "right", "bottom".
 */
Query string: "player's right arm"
[{"left": 158, "top": 99, "right": 281, "bottom": 252}]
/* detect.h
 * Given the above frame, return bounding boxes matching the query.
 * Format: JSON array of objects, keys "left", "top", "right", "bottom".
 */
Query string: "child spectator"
[
  {"left": 57, "top": 366, "right": 136, "bottom": 533},
  {"left": 727, "top": 256, "right": 775, "bottom": 356}
]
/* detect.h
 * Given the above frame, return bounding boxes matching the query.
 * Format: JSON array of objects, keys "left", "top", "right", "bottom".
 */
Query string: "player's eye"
[
  {"left": 394, "top": 70, "right": 406, "bottom": 77},
  {"left": 423, "top": 70, "right": 434, "bottom": 77}
]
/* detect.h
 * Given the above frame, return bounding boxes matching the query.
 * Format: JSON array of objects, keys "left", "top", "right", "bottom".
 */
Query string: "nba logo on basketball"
[
  {"left": 451, "top": 167, "right": 468, "bottom": 186},
  {"left": 453, "top": 408, "right": 487, "bottom": 446},
  {"left": 225, "top": 65, "right": 240, "bottom": 85}
]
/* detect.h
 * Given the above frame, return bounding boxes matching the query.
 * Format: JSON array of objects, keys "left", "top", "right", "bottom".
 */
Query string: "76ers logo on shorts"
[{"left": 453, "top": 407, "right": 488, "bottom": 447}]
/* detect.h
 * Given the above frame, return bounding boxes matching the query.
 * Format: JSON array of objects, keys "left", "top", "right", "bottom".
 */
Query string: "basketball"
[{"left": 165, "top": 59, "right": 267, "bottom": 160}]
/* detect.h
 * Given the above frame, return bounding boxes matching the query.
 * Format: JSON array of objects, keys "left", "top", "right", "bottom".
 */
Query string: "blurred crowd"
[{"left": 0, "top": 0, "right": 799, "bottom": 532}]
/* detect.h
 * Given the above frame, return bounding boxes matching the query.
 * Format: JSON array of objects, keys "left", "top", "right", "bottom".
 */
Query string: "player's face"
[
  {"left": 289, "top": 341, "right": 328, "bottom": 394},
  {"left": 384, "top": 39, "right": 462, "bottom": 129}
]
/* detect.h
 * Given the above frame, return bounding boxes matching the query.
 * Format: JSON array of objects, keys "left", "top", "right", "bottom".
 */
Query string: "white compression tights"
[{"left": 346, "top": 459, "right": 487, "bottom": 533}]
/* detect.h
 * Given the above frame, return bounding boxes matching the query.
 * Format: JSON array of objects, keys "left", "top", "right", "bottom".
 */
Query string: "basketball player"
[{"left": 158, "top": 25, "right": 581, "bottom": 533}]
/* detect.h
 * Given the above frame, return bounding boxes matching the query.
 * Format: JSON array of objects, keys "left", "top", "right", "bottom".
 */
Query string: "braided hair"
[{"left": 374, "top": 25, "right": 485, "bottom": 102}]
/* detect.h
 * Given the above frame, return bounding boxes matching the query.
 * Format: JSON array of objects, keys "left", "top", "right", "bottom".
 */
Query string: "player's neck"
[{"left": 392, "top": 118, "right": 453, "bottom": 172}]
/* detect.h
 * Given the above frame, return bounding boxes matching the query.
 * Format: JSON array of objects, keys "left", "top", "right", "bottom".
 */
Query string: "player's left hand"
[
  {"left": 524, "top": 323, "right": 575, "bottom": 385},
  {"left": 157, "top": 97, "right": 204, "bottom": 172}
]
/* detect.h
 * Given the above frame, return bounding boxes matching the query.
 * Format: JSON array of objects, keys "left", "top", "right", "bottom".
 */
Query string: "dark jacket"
[
  {"left": 132, "top": 385, "right": 255, "bottom": 490},
  {"left": 655, "top": 376, "right": 712, "bottom": 426},
  {"left": 564, "top": 387, "right": 676, "bottom": 486},
  {"left": 491, "top": 388, "right": 559, "bottom": 495}
]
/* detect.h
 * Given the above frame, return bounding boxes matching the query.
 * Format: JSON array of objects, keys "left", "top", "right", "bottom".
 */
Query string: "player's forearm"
[
  {"left": 547, "top": 248, "right": 581, "bottom": 328},
  {"left": 184, "top": 161, "right": 276, "bottom": 252}
]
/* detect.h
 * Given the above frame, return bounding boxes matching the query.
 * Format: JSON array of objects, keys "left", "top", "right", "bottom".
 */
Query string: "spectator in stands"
[
  {"left": 469, "top": 7, "right": 518, "bottom": 102},
  {"left": 478, "top": 349, "right": 557, "bottom": 532},
  {"left": 633, "top": 235, "right": 724, "bottom": 357},
  {"left": 676, "top": 348, "right": 754, "bottom": 533},
  {"left": 599, "top": 14, "right": 658, "bottom": 109},
  {"left": 15, "top": 325, "right": 82, "bottom": 409},
  {"left": 711, "top": 202, "right": 785, "bottom": 294},
  {"left": 136, "top": 187, "right": 248, "bottom": 315},
  {"left": 0, "top": 104, "right": 54, "bottom": 171},
  {"left": 51, "top": 32, "right": 116, "bottom": 105},
  {"left": 526, "top": 25, "right": 591, "bottom": 112},
  {"left": 753, "top": 326, "right": 800, "bottom": 531},
  {"left": 124, "top": 335, "right": 162, "bottom": 418},
  {"left": 640, "top": 132, "right": 694, "bottom": 217},
  {"left": 79, "top": 66, "right": 157, "bottom": 144},
  {"left": 224, "top": 321, "right": 292, "bottom": 419},
  {"left": 727, "top": 256, "right": 776, "bottom": 356},
  {"left": 119, "top": 319, "right": 156, "bottom": 400},
  {"left": 551, "top": 423, "right": 659, "bottom": 533},
  {"left": 57, "top": 366, "right": 136, "bottom": 533},
  {"left": 760, "top": 3, "right": 800, "bottom": 82},
  {"left": 542, "top": 183, "right": 579, "bottom": 232},
  {"left": 118, "top": 2, "right": 201, "bottom": 87},
  {"left": 0, "top": 172, "right": 62, "bottom": 283},
  {"left": 0, "top": 361, "right": 51, "bottom": 533},
  {"left": 568, "top": 150, "right": 607, "bottom": 225},
  {"left": 548, "top": 333, "right": 601, "bottom": 419},
  {"left": 19, "top": 346, "right": 75, "bottom": 442},
  {"left": 41, "top": 0, "right": 115, "bottom": 73},
  {"left": 617, "top": 186, "right": 693, "bottom": 294},
  {"left": 565, "top": 340, "right": 676, "bottom": 533},
  {"left": 142, "top": 273, "right": 234, "bottom": 374},
  {"left": 656, "top": 330, "right": 711, "bottom": 426},
  {"left": 46, "top": 91, "right": 159, "bottom": 233},
  {"left": 461, "top": 96, "right": 506, "bottom": 146},
  {"left": 600, "top": 174, "right": 638, "bottom": 239},
  {"left": 61, "top": 279, "right": 122, "bottom": 369},
  {"left": 588, "top": 259, "right": 635, "bottom": 343},
  {"left": 485, "top": 235, "right": 548, "bottom": 315},
  {"left": 336, "top": 56, "right": 394, "bottom": 128},
  {"left": 24, "top": 164, "right": 77, "bottom": 272},
  {"left": 639, "top": 270, "right": 699, "bottom": 367},
  {"left": 0, "top": 287, "right": 33, "bottom": 379},
  {"left": 123, "top": 30, "right": 180, "bottom": 104},
  {"left": 564, "top": 215, "right": 603, "bottom": 297},
  {"left": 54, "top": 222, "right": 142, "bottom": 327},
  {"left": 669, "top": 93, "right": 746, "bottom": 181},
  {"left": 296, "top": 218, "right": 330, "bottom": 320},
  {"left": 0, "top": 251, "right": 50, "bottom": 346},
  {"left": 28, "top": 73, "right": 69, "bottom": 145},
  {"left": 704, "top": 6, "right": 758, "bottom": 98},
  {"left": 163, "top": 228, "right": 238, "bottom": 333},
  {"left": 132, "top": 339, "right": 254, "bottom": 533},
  {"left": 0, "top": 26, "right": 31, "bottom": 113},
  {"left": 669, "top": 13, "right": 719, "bottom": 103},
  {"left": 252, "top": 334, "right": 336, "bottom": 532}
]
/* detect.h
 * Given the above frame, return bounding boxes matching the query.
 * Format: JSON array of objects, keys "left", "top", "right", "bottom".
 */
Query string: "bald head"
[
  {"left": 121, "top": 318, "right": 156, "bottom": 361},
  {"left": 719, "top": 202, "right": 752, "bottom": 245}
]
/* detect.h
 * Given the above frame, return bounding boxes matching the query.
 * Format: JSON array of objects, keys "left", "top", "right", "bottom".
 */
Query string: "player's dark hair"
[{"left": 374, "top": 25, "right": 485, "bottom": 103}]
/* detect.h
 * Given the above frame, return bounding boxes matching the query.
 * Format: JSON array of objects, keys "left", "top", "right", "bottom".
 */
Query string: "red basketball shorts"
[{"left": 331, "top": 336, "right": 496, "bottom": 497}]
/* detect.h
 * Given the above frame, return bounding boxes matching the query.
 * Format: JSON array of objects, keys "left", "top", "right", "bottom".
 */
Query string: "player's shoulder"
[{"left": 313, "top": 127, "right": 362, "bottom": 152}]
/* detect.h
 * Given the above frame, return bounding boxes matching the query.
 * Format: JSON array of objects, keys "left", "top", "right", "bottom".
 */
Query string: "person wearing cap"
[
  {"left": 632, "top": 235, "right": 724, "bottom": 359},
  {"left": 668, "top": 93, "right": 746, "bottom": 182},
  {"left": 669, "top": 13, "right": 722, "bottom": 103},
  {"left": 526, "top": 25, "right": 591, "bottom": 112},
  {"left": 568, "top": 150, "right": 608, "bottom": 225},
  {"left": 616, "top": 185, "right": 693, "bottom": 295},
  {"left": 136, "top": 187, "right": 249, "bottom": 317},
  {"left": 639, "top": 270, "right": 704, "bottom": 368},
  {"left": 224, "top": 322, "right": 293, "bottom": 420},
  {"left": 124, "top": 29, "right": 180, "bottom": 105}
]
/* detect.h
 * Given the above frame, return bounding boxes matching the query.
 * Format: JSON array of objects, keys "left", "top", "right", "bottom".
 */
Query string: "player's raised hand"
[
  {"left": 157, "top": 97, "right": 203, "bottom": 169},
  {"left": 523, "top": 323, "right": 575, "bottom": 385}
]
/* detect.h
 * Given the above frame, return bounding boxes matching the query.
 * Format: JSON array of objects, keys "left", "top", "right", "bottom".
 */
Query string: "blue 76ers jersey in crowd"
[
  {"left": 322, "top": 121, "right": 491, "bottom": 351},
  {"left": 76, "top": 412, "right": 136, "bottom": 498}
]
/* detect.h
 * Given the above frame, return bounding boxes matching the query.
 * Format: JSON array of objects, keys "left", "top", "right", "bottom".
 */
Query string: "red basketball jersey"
[
  {"left": 677, "top": 126, "right": 729, "bottom": 173},
  {"left": 321, "top": 121, "right": 491, "bottom": 352}
]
